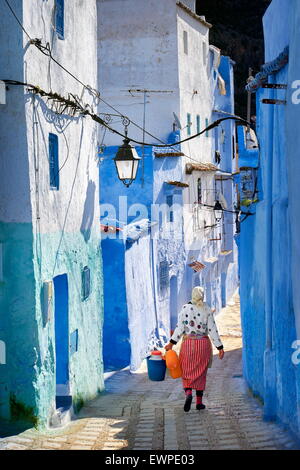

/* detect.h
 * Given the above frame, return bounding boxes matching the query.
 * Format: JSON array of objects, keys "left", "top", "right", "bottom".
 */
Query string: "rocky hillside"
[{"left": 196, "top": 0, "right": 271, "bottom": 117}]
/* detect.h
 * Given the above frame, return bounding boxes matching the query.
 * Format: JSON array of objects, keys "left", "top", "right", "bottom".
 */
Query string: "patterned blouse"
[{"left": 170, "top": 302, "right": 223, "bottom": 350}]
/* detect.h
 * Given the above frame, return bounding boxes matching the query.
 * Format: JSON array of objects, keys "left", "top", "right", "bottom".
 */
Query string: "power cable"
[
  {"left": 4, "top": 0, "right": 252, "bottom": 152},
  {"left": 4, "top": 80, "right": 250, "bottom": 151}
]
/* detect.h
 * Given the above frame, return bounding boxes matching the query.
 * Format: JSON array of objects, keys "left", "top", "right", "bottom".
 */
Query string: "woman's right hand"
[
  {"left": 218, "top": 349, "right": 225, "bottom": 360},
  {"left": 165, "top": 343, "right": 173, "bottom": 351}
]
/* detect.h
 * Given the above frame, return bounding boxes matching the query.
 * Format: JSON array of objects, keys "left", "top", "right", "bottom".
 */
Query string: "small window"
[
  {"left": 205, "top": 118, "right": 209, "bottom": 137},
  {"left": 183, "top": 30, "right": 188, "bottom": 54},
  {"left": 187, "top": 113, "right": 192, "bottom": 136},
  {"left": 82, "top": 266, "right": 91, "bottom": 300},
  {"left": 203, "top": 42, "right": 207, "bottom": 64},
  {"left": 159, "top": 261, "right": 169, "bottom": 296},
  {"left": 56, "top": 0, "right": 64, "bottom": 39},
  {"left": 166, "top": 195, "right": 174, "bottom": 223},
  {"left": 49, "top": 133, "right": 59, "bottom": 190},
  {"left": 196, "top": 115, "right": 200, "bottom": 134},
  {"left": 70, "top": 329, "right": 78, "bottom": 355},
  {"left": 197, "top": 178, "right": 202, "bottom": 204}
]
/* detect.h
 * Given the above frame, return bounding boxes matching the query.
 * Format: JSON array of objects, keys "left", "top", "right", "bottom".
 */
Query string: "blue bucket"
[{"left": 146, "top": 356, "right": 166, "bottom": 381}]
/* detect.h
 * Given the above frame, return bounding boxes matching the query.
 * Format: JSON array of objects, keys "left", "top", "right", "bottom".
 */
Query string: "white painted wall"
[
  {"left": 98, "top": 0, "right": 180, "bottom": 145},
  {"left": 1, "top": 0, "right": 100, "bottom": 234},
  {"left": 176, "top": 6, "right": 216, "bottom": 254}
]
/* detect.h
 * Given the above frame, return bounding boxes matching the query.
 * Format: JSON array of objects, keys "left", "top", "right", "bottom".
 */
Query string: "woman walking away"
[{"left": 165, "top": 286, "right": 224, "bottom": 412}]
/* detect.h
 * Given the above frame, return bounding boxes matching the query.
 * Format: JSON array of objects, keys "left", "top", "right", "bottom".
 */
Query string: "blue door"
[{"left": 54, "top": 274, "right": 69, "bottom": 396}]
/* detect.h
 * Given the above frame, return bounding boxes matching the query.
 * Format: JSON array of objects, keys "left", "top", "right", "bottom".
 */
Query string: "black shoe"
[
  {"left": 196, "top": 403, "right": 206, "bottom": 410},
  {"left": 184, "top": 395, "right": 193, "bottom": 412}
]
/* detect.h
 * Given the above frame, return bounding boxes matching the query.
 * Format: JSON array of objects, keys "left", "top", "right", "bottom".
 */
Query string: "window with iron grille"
[
  {"left": 183, "top": 30, "right": 188, "bottom": 54},
  {"left": 196, "top": 115, "right": 200, "bottom": 134},
  {"left": 187, "top": 113, "right": 192, "bottom": 136},
  {"left": 56, "top": 0, "right": 64, "bottom": 39},
  {"left": 197, "top": 178, "right": 202, "bottom": 204},
  {"left": 159, "top": 261, "right": 169, "bottom": 296},
  {"left": 205, "top": 118, "right": 209, "bottom": 137},
  {"left": 82, "top": 266, "right": 91, "bottom": 300},
  {"left": 166, "top": 195, "right": 174, "bottom": 223},
  {"left": 49, "top": 133, "right": 59, "bottom": 190}
]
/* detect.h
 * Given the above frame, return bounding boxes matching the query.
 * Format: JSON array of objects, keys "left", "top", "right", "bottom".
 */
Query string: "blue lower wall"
[
  {"left": 102, "top": 238, "right": 131, "bottom": 371},
  {"left": 0, "top": 222, "right": 104, "bottom": 428},
  {"left": 239, "top": 71, "right": 300, "bottom": 437}
]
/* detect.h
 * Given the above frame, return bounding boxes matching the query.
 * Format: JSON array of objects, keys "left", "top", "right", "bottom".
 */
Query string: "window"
[
  {"left": 70, "top": 329, "right": 78, "bottom": 355},
  {"left": 82, "top": 266, "right": 91, "bottom": 300},
  {"left": 183, "top": 30, "right": 188, "bottom": 54},
  {"left": 205, "top": 118, "right": 209, "bottom": 137},
  {"left": 56, "top": 0, "right": 64, "bottom": 39},
  {"left": 159, "top": 261, "right": 169, "bottom": 296},
  {"left": 187, "top": 113, "right": 192, "bottom": 136},
  {"left": 166, "top": 195, "right": 174, "bottom": 223},
  {"left": 203, "top": 42, "right": 207, "bottom": 64},
  {"left": 196, "top": 115, "right": 200, "bottom": 134},
  {"left": 49, "top": 133, "right": 59, "bottom": 190},
  {"left": 197, "top": 178, "right": 202, "bottom": 204}
]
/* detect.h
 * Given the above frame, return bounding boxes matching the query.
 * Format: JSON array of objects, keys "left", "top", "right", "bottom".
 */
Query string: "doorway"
[{"left": 53, "top": 274, "right": 70, "bottom": 406}]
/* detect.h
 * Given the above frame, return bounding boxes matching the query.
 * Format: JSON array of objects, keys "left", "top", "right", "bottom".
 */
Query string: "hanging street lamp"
[
  {"left": 213, "top": 200, "right": 223, "bottom": 222},
  {"left": 113, "top": 136, "right": 141, "bottom": 188}
]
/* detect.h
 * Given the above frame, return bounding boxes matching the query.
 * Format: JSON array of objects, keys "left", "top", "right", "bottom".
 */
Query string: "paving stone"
[
  {"left": 74, "top": 434, "right": 98, "bottom": 441},
  {"left": 217, "top": 444, "right": 241, "bottom": 450},
  {"left": 6, "top": 437, "right": 33, "bottom": 444},
  {"left": 3, "top": 443, "right": 28, "bottom": 450},
  {"left": 73, "top": 439, "right": 96, "bottom": 446},
  {"left": 3, "top": 294, "right": 299, "bottom": 452},
  {"left": 42, "top": 441, "right": 64, "bottom": 449},
  {"left": 190, "top": 445, "right": 210, "bottom": 450},
  {"left": 135, "top": 436, "right": 152, "bottom": 443},
  {"left": 70, "top": 445, "right": 93, "bottom": 450}
]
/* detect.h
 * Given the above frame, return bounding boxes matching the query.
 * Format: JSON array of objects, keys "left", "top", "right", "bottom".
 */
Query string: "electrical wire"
[
  {"left": 198, "top": 201, "right": 254, "bottom": 217},
  {"left": 4, "top": 79, "right": 250, "bottom": 154},
  {"left": 4, "top": 0, "right": 252, "bottom": 151}
]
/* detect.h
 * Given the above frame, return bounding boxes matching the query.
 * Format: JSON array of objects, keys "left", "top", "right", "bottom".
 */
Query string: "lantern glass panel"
[{"left": 115, "top": 159, "right": 133, "bottom": 180}]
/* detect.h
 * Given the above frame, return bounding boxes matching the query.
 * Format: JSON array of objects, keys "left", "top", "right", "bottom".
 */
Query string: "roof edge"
[{"left": 176, "top": 2, "right": 212, "bottom": 29}]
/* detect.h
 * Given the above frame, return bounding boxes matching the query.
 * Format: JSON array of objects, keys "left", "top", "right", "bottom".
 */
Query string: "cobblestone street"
[{"left": 0, "top": 293, "right": 299, "bottom": 451}]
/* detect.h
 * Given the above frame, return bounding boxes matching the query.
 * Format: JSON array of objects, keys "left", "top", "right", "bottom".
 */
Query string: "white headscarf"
[{"left": 192, "top": 286, "right": 205, "bottom": 308}]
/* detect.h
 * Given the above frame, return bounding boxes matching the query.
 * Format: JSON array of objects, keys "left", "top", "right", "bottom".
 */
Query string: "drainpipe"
[{"left": 263, "top": 77, "right": 277, "bottom": 420}]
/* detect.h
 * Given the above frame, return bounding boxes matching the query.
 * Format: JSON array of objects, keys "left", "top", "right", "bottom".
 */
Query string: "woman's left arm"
[
  {"left": 165, "top": 307, "right": 186, "bottom": 350},
  {"left": 207, "top": 310, "right": 223, "bottom": 350}
]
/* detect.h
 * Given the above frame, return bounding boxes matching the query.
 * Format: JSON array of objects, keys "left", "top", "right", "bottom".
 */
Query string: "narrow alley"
[{"left": 0, "top": 293, "right": 298, "bottom": 451}]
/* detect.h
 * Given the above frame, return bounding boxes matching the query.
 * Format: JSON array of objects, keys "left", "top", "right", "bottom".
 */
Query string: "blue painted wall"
[
  {"left": 238, "top": 0, "right": 300, "bottom": 438},
  {"left": 102, "top": 238, "right": 130, "bottom": 371},
  {"left": 0, "top": 1, "right": 104, "bottom": 428},
  {"left": 54, "top": 274, "right": 69, "bottom": 387},
  {"left": 100, "top": 138, "right": 187, "bottom": 371}
]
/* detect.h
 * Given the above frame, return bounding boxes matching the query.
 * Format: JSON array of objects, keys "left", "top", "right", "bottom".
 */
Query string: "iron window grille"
[
  {"left": 159, "top": 261, "right": 169, "bottom": 297},
  {"left": 166, "top": 195, "right": 174, "bottom": 223},
  {"left": 183, "top": 30, "right": 188, "bottom": 54},
  {"left": 196, "top": 115, "right": 200, "bottom": 134},
  {"left": 187, "top": 113, "right": 192, "bottom": 136},
  {"left": 82, "top": 266, "right": 91, "bottom": 300},
  {"left": 49, "top": 133, "right": 59, "bottom": 190},
  {"left": 55, "top": 0, "right": 64, "bottom": 39}
]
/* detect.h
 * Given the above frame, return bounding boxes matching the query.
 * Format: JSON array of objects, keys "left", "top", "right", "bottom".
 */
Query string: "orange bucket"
[{"left": 165, "top": 350, "right": 182, "bottom": 379}]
